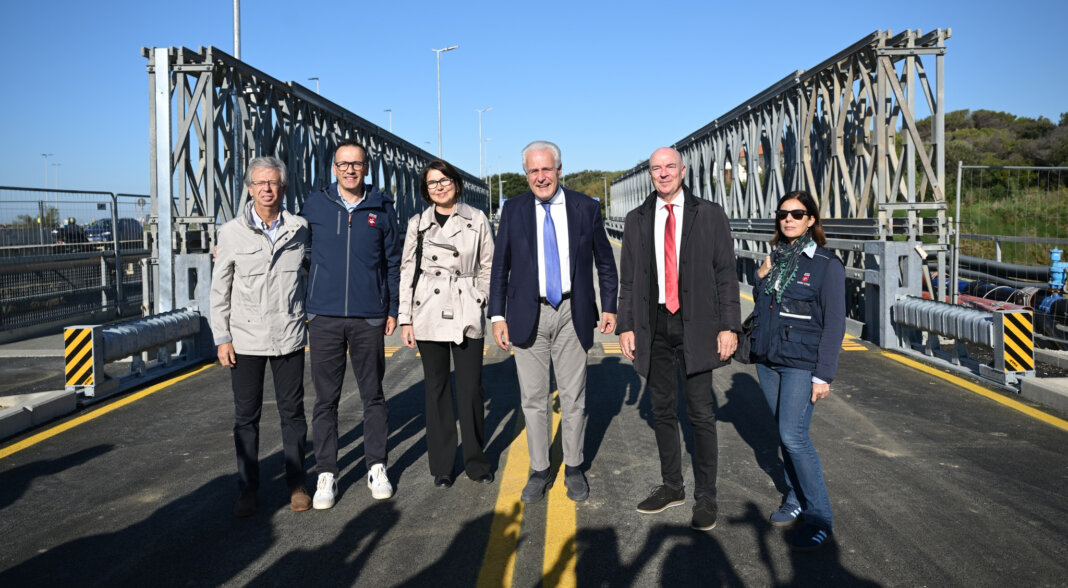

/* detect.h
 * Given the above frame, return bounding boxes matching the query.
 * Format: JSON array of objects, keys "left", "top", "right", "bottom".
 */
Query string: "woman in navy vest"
[{"left": 751, "top": 190, "right": 846, "bottom": 552}]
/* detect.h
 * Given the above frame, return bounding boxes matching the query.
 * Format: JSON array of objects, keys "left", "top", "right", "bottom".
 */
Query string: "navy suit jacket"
[{"left": 489, "top": 188, "right": 618, "bottom": 351}]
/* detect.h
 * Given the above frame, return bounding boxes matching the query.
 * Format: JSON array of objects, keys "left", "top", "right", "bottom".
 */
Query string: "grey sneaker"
[
  {"left": 564, "top": 466, "right": 589, "bottom": 502},
  {"left": 636, "top": 485, "right": 685, "bottom": 513},
  {"left": 520, "top": 470, "right": 553, "bottom": 504}
]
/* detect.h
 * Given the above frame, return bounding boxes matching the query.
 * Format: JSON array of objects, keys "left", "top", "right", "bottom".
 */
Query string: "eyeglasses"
[
  {"left": 776, "top": 209, "right": 809, "bottom": 220},
  {"left": 250, "top": 180, "right": 283, "bottom": 188},
  {"left": 426, "top": 177, "right": 454, "bottom": 190},
  {"left": 334, "top": 160, "right": 366, "bottom": 171}
]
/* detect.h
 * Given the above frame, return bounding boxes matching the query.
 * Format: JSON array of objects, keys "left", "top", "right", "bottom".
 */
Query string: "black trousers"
[
  {"left": 309, "top": 316, "right": 389, "bottom": 475},
  {"left": 416, "top": 337, "right": 491, "bottom": 479},
  {"left": 231, "top": 349, "right": 307, "bottom": 492},
  {"left": 647, "top": 305, "right": 719, "bottom": 501}
]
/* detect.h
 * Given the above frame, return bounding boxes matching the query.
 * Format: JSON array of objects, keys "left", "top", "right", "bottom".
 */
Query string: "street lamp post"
[
  {"left": 432, "top": 45, "right": 459, "bottom": 158},
  {"left": 307, "top": 77, "right": 319, "bottom": 94},
  {"left": 53, "top": 163, "right": 62, "bottom": 190},
  {"left": 476, "top": 107, "right": 492, "bottom": 178},
  {"left": 41, "top": 153, "right": 53, "bottom": 188},
  {"left": 384, "top": 109, "right": 392, "bottom": 132}
]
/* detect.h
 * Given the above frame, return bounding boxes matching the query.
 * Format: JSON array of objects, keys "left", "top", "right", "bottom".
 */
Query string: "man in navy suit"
[{"left": 489, "top": 140, "right": 618, "bottom": 503}]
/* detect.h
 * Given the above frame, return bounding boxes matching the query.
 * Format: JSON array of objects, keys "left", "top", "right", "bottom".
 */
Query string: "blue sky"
[{"left": 1, "top": 0, "right": 1065, "bottom": 195}]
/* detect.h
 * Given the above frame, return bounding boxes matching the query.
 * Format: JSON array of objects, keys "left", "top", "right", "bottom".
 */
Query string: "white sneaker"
[
  {"left": 367, "top": 463, "right": 393, "bottom": 500},
  {"left": 313, "top": 472, "right": 337, "bottom": 509}
]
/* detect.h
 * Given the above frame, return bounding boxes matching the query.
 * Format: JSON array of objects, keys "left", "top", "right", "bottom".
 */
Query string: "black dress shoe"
[
  {"left": 434, "top": 475, "right": 453, "bottom": 488},
  {"left": 473, "top": 473, "right": 494, "bottom": 484}
]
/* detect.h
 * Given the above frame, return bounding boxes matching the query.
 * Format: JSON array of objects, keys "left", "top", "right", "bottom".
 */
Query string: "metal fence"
[
  {"left": 0, "top": 187, "right": 150, "bottom": 342},
  {"left": 954, "top": 165, "right": 1068, "bottom": 265}
]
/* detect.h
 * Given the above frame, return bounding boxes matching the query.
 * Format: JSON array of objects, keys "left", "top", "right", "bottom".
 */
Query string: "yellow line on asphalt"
[
  {"left": 881, "top": 352, "right": 1068, "bottom": 432},
  {"left": 542, "top": 396, "right": 577, "bottom": 587},
  {"left": 0, "top": 363, "right": 216, "bottom": 461},
  {"left": 477, "top": 408, "right": 530, "bottom": 588},
  {"left": 608, "top": 238, "right": 621, "bottom": 247}
]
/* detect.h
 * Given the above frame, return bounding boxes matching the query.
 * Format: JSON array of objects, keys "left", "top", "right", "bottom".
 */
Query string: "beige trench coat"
[{"left": 398, "top": 202, "right": 494, "bottom": 344}]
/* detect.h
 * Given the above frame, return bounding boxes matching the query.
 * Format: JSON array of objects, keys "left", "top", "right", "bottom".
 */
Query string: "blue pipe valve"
[{"left": 1050, "top": 248, "right": 1067, "bottom": 291}]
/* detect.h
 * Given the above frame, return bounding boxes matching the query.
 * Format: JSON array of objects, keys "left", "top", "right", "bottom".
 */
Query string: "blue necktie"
[{"left": 541, "top": 201, "right": 562, "bottom": 308}]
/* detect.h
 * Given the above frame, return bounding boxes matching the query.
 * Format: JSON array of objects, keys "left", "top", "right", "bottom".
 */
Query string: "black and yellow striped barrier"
[
  {"left": 64, "top": 326, "right": 102, "bottom": 390},
  {"left": 994, "top": 310, "right": 1035, "bottom": 375}
]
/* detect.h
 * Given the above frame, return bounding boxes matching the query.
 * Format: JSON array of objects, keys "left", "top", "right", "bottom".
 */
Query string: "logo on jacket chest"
[
  {"left": 800, "top": 272, "right": 811, "bottom": 284},
  {"left": 367, "top": 213, "right": 378, "bottom": 227}
]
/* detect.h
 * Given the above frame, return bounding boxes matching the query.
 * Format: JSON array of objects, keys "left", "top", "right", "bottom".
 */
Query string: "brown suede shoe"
[
  {"left": 233, "top": 490, "right": 258, "bottom": 518},
  {"left": 290, "top": 486, "right": 312, "bottom": 512}
]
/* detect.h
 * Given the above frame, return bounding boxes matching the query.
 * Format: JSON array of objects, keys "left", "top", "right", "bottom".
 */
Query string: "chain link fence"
[{"left": 0, "top": 187, "right": 150, "bottom": 342}]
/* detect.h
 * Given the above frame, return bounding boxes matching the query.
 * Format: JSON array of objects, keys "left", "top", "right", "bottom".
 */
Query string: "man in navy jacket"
[
  {"left": 300, "top": 140, "right": 401, "bottom": 509},
  {"left": 489, "top": 140, "right": 618, "bottom": 503}
]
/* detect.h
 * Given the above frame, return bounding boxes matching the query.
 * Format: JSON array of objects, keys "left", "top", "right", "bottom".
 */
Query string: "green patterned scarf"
[{"left": 763, "top": 233, "right": 812, "bottom": 303}]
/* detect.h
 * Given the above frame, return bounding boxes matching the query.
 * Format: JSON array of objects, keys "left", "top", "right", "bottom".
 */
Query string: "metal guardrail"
[
  {"left": 891, "top": 296, "right": 1035, "bottom": 388},
  {"left": 64, "top": 308, "right": 211, "bottom": 400}
]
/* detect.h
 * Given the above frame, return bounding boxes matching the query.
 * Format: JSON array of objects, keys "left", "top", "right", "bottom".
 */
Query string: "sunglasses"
[{"left": 776, "top": 209, "right": 809, "bottom": 220}]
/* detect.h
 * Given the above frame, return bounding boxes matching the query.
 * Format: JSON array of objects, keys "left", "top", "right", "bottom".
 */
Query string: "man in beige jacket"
[{"left": 210, "top": 156, "right": 311, "bottom": 517}]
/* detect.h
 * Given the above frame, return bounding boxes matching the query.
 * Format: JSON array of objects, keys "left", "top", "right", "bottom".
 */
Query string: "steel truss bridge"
[
  {"left": 608, "top": 29, "right": 952, "bottom": 315},
  {"left": 141, "top": 45, "right": 488, "bottom": 316}
]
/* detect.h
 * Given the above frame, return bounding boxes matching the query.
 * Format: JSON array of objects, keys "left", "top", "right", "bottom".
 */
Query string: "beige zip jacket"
[
  {"left": 398, "top": 202, "right": 494, "bottom": 344},
  {"left": 210, "top": 204, "right": 310, "bottom": 356}
]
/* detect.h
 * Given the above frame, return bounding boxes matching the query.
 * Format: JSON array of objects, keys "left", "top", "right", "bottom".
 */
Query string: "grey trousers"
[{"left": 513, "top": 298, "right": 588, "bottom": 472}]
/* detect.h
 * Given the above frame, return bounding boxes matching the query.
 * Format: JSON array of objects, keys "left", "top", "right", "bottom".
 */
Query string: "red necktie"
[{"left": 665, "top": 204, "right": 679, "bottom": 313}]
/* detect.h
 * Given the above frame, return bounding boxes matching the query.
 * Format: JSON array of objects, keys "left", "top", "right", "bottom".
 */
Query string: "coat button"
[
  {"left": 458, "top": 289, "right": 462, "bottom": 294},
  {"left": 432, "top": 255, "right": 438, "bottom": 261},
  {"left": 434, "top": 288, "right": 440, "bottom": 294},
  {"left": 455, "top": 270, "right": 461, "bottom": 276},
  {"left": 435, "top": 270, "right": 441, "bottom": 276},
  {"left": 467, "top": 223, "right": 472, "bottom": 228},
  {"left": 476, "top": 298, "right": 481, "bottom": 304},
  {"left": 453, "top": 252, "right": 459, "bottom": 257},
  {"left": 415, "top": 301, "right": 421, "bottom": 306}
]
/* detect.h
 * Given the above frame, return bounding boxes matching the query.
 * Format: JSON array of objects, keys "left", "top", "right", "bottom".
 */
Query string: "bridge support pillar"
[{"left": 864, "top": 241, "right": 923, "bottom": 350}]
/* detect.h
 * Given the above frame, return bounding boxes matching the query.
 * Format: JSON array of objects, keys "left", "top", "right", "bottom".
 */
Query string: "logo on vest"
[
  {"left": 367, "top": 213, "right": 378, "bottom": 226},
  {"left": 801, "top": 272, "right": 811, "bottom": 283}
]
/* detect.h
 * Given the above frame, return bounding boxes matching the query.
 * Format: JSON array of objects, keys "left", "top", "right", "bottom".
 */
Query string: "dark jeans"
[
  {"left": 416, "top": 337, "right": 491, "bottom": 479},
  {"left": 647, "top": 305, "right": 719, "bottom": 501},
  {"left": 756, "top": 363, "right": 834, "bottom": 531},
  {"left": 231, "top": 349, "right": 307, "bottom": 492},
  {"left": 309, "top": 316, "right": 388, "bottom": 475}
]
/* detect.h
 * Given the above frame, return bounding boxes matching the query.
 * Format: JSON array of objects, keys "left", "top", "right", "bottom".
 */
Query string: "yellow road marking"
[
  {"left": 881, "top": 352, "right": 1068, "bottom": 432},
  {"left": 608, "top": 237, "right": 621, "bottom": 247},
  {"left": 543, "top": 394, "right": 577, "bottom": 587},
  {"left": 0, "top": 363, "right": 216, "bottom": 461},
  {"left": 477, "top": 408, "right": 530, "bottom": 588},
  {"left": 385, "top": 346, "right": 402, "bottom": 358},
  {"left": 602, "top": 342, "right": 622, "bottom": 354}
]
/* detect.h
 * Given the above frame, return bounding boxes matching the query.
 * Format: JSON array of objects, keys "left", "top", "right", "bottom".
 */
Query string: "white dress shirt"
[
  {"left": 535, "top": 187, "right": 571, "bottom": 297},
  {"left": 653, "top": 192, "right": 684, "bottom": 304}
]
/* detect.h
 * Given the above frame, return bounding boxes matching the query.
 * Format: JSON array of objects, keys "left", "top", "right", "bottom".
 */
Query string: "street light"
[
  {"left": 432, "top": 45, "right": 459, "bottom": 158},
  {"left": 41, "top": 153, "right": 54, "bottom": 188},
  {"left": 53, "top": 163, "right": 62, "bottom": 190},
  {"left": 307, "top": 77, "right": 319, "bottom": 94},
  {"left": 476, "top": 107, "right": 492, "bottom": 178},
  {"left": 384, "top": 109, "right": 392, "bottom": 132}
]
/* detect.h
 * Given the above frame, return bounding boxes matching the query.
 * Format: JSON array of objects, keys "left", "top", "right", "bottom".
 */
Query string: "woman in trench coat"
[{"left": 399, "top": 160, "right": 495, "bottom": 487}]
